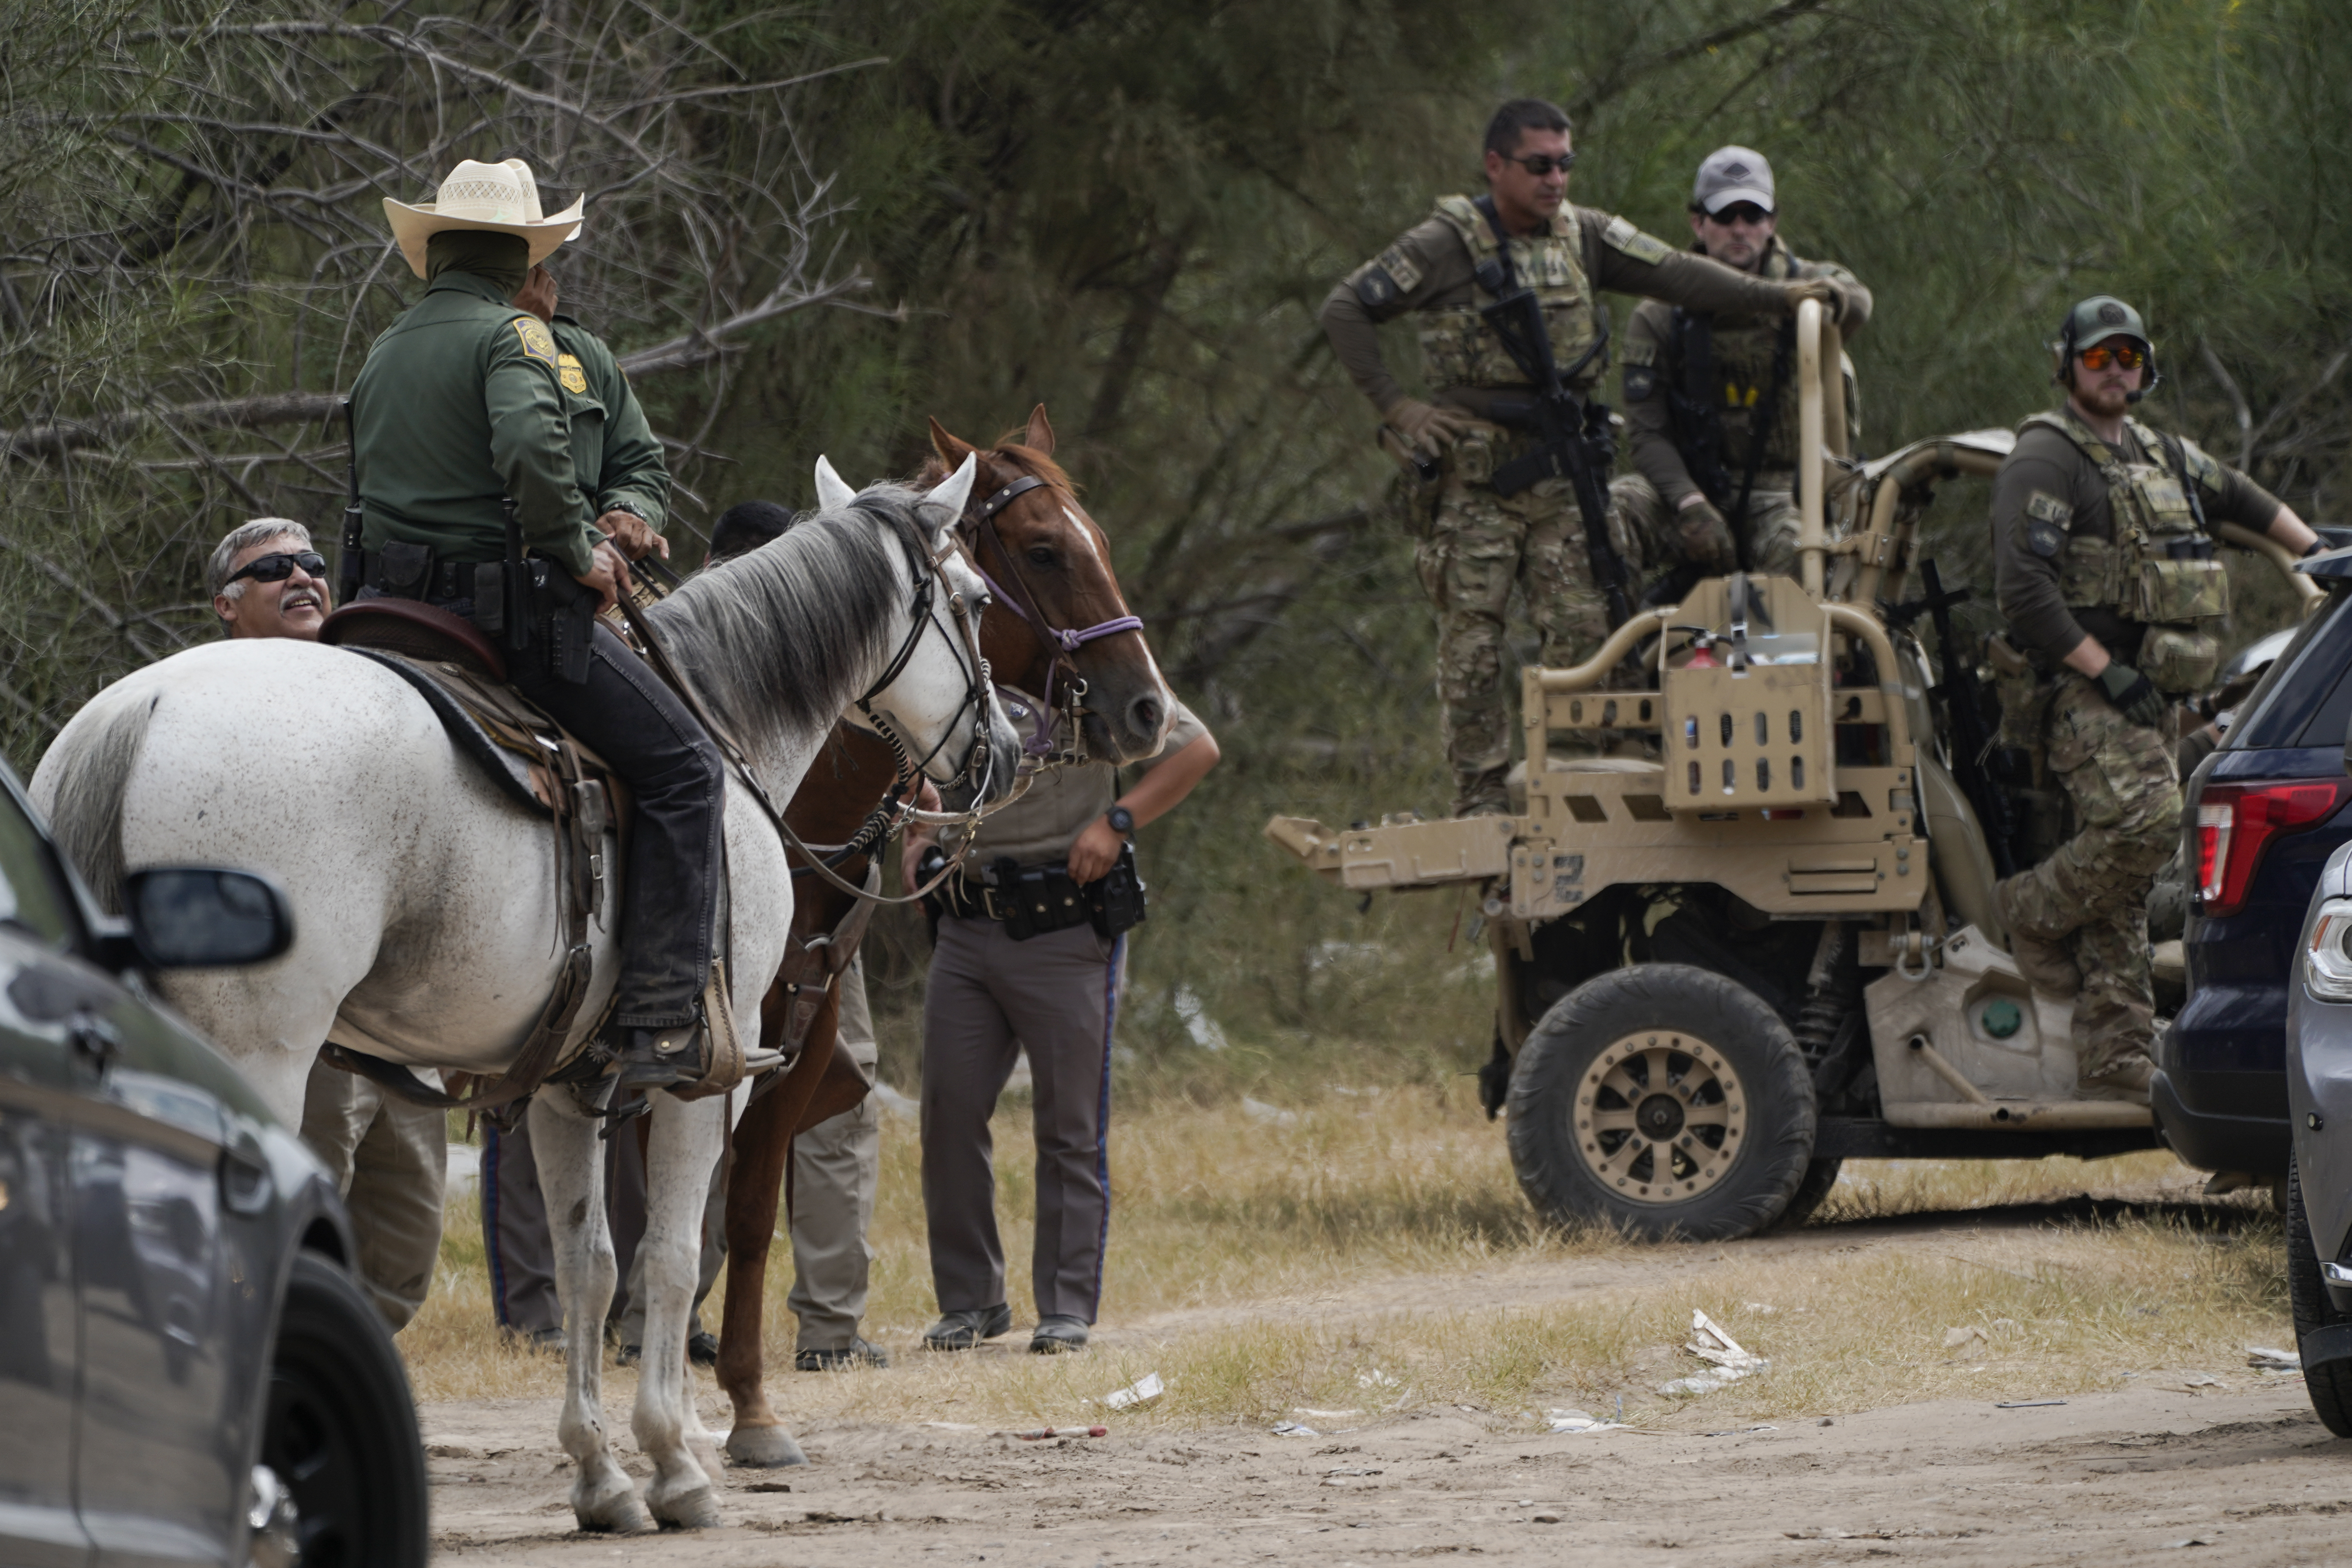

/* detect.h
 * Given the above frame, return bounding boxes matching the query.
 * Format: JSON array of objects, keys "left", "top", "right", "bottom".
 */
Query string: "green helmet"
[{"left": 2053, "top": 295, "right": 2153, "bottom": 361}]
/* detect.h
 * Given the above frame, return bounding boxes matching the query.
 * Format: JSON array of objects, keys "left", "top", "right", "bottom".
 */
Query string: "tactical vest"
[
  {"left": 1418, "top": 196, "right": 1603, "bottom": 395},
  {"left": 2020, "top": 408, "right": 2229, "bottom": 693}
]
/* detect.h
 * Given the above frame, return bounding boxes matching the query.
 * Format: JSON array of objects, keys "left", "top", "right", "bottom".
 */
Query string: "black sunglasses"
[
  {"left": 1499, "top": 150, "right": 1577, "bottom": 176},
  {"left": 227, "top": 550, "right": 327, "bottom": 586},
  {"left": 1704, "top": 202, "right": 1773, "bottom": 227}
]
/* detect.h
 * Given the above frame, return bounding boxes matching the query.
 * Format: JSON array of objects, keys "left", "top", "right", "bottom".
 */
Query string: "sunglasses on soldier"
[
  {"left": 227, "top": 550, "right": 327, "bottom": 586},
  {"left": 1703, "top": 202, "right": 1772, "bottom": 227},
  {"left": 2077, "top": 342, "right": 2147, "bottom": 372},
  {"left": 1497, "top": 150, "right": 1576, "bottom": 176}
]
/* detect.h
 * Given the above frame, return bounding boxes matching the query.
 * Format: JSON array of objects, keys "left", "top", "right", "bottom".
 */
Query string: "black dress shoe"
[
  {"left": 795, "top": 1336, "right": 892, "bottom": 1371},
  {"left": 687, "top": 1330, "right": 720, "bottom": 1367},
  {"left": 1029, "top": 1315, "right": 1089, "bottom": 1354},
  {"left": 921, "top": 1304, "right": 1012, "bottom": 1351}
]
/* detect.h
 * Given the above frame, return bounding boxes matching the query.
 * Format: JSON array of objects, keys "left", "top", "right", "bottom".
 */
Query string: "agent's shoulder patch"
[
  {"left": 2024, "top": 490, "right": 2073, "bottom": 558},
  {"left": 1600, "top": 214, "right": 1673, "bottom": 266},
  {"left": 1351, "top": 242, "right": 1424, "bottom": 309},
  {"left": 511, "top": 315, "right": 559, "bottom": 366},
  {"left": 1623, "top": 364, "right": 1658, "bottom": 402},
  {"left": 556, "top": 352, "right": 590, "bottom": 395}
]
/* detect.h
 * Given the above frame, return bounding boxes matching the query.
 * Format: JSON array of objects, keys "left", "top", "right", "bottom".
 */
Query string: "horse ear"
[
  {"left": 1024, "top": 404, "right": 1056, "bottom": 456},
  {"left": 929, "top": 416, "right": 977, "bottom": 467},
  {"left": 923, "top": 453, "right": 980, "bottom": 537},
  {"left": 814, "top": 455, "right": 857, "bottom": 513}
]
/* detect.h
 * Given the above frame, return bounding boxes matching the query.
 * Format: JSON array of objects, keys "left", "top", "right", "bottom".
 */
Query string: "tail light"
[{"left": 2195, "top": 779, "right": 2351, "bottom": 917}]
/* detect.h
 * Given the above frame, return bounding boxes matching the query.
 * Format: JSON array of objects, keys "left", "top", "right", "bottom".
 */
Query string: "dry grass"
[{"left": 400, "top": 1087, "right": 2291, "bottom": 1435}]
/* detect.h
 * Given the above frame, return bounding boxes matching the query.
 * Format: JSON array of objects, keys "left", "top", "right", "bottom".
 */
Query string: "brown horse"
[{"left": 716, "top": 405, "right": 1174, "bottom": 1466}]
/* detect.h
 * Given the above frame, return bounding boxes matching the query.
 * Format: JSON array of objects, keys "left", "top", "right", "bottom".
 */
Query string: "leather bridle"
[
  {"left": 963, "top": 469, "right": 1145, "bottom": 761},
  {"left": 844, "top": 500, "right": 1001, "bottom": 819}
]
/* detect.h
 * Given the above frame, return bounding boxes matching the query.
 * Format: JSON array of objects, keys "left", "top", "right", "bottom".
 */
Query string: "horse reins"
[
  {"left": 964, "top": 471, "right": 1145, "bottom": 759},
  {"left": 617, "top": 513, "right": 996, "bottom": 910}
]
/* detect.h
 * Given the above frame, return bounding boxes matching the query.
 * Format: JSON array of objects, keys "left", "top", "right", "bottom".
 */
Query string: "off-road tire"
[
  {"left": 262, "top": 1251, "right": 430, "bottom": 1567},
  {"left": 1507, "top": 963, "right": 1816, "bottom": 1242},
  {"left": 2285, "top": 1152, "right": 2352, "bottom": 1438},
  {"left": 1768, "top": 1159, "right": 1845, "bottom": 1231}
]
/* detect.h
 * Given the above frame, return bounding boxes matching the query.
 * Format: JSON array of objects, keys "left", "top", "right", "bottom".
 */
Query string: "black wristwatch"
[{"left": 1105, "top": 805, "right": 1135, "bottom": 836}]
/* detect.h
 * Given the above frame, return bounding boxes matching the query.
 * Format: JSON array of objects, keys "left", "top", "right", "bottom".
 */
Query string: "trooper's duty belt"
[
  {"left": 361, "top": 538, "right": 597, "bottom": 685},
  {"left": 923, "top": 845, "right": 1148, "bottom": 943}
]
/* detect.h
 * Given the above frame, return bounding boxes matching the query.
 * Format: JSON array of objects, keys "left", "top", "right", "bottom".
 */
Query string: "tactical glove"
[
  {"left": 1674, "top": 497, "right": 1735, "bottom": 570},
  {"left": 1781, "top": 277, "right": 1840, "bottom": 318},
  {"left": 2097, "top": 661, "right": 2168, "bottom": 730},
  {"left": 1383, "top": 397, "right": 1475, "bottom": 457}
]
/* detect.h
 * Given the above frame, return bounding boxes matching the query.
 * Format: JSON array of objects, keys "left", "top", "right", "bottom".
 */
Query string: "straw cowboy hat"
[{"left": 382, "top": 157, "right": 584, "bottom": 279}]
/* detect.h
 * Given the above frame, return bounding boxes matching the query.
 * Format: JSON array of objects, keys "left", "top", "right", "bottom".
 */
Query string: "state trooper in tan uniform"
[
  {"left": 1613, "top": 146, "right": 1870, "bottom": 578},
  {"left": 1991, "top": 296, "right": 2320, "bottom": 1092},
  {"left": 1320, "top": 99, "right": 1839, "bottom": 817}
]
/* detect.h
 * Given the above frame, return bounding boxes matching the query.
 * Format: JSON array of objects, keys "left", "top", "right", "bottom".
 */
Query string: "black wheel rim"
[{"left": 263, "top": 1341, "right": 370, "bottom": 1568}]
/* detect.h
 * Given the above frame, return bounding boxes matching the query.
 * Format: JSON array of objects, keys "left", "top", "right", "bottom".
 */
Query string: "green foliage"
[{"left": 6, "top": 0, "right": 2347, "bottom": 1083}]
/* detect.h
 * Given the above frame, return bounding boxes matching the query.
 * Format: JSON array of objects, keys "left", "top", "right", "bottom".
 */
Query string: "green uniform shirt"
[
  {"left": 1620, "top": 235, "right": 1871, "bottom": 508},
  {"left": 550, "top": 314, "right": 670, "bottom": 534},
  {"left": 350, "top": 269, "right": 598, "bottom": 578}
]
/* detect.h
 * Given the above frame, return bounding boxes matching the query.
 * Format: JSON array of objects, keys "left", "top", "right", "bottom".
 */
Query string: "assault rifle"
[
  {"left": 1905, "top": 559, "right": 2021, "bottom": 879},
  {"left": 1472, "top": 212, "right": 1632, "bottom": 629},
  {"left": 1663, "top": 309, "right": 1795, "bottom": 577}
]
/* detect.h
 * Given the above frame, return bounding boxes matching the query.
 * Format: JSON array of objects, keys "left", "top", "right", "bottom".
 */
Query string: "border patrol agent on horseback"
[
  {"left": 349, "top": 157, "right": 724, "bottom": 1099},
  {"left": 1990, "top": 295, "right": 2320, "bottom": 1094},
  {"left": 1613, "top": 146, "right": 1870, "bottom": 579},
  {"left": 1319, "top": 99, "right": 1841, "bottom": 817}
]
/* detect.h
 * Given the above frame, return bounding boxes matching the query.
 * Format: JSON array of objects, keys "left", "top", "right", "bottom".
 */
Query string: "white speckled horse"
[{"left": 32, "top": 458, "right": 1019, "bottom": 1533}]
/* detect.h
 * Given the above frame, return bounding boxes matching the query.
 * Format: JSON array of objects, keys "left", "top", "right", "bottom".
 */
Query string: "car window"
[
  {"left": 2229, "top": 591, "right": 2352, "bottom": 751},
  {"left": 0, "top": 785, "right": 79, "bottom": 948}
]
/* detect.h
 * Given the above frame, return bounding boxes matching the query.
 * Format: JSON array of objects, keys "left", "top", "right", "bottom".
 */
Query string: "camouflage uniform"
[
  {"left": 1614, "top": 235, "right": 1868, "bottom": 578},
  {"left": 1321, "top": 195, "right": 1795, "bottom": 814},
  {"left": 1991, "top": 400, "right": 2283, "bottom": 1078}
]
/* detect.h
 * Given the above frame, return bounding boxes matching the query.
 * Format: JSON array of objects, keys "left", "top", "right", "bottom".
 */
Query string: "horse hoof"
[
  {"left": 574, "top": 1487, "right": 655, "bottom": 1536},
  {"left": 725, "top": 1425, "right": 809, "bottom": 1468},
  {"left": 653, "top": 1486, "right": 724, "bottom": 1530}
]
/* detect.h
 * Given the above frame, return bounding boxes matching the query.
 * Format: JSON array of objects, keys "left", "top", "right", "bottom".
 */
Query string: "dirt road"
[
  {"left": 420, "top": 1194, "right": 2346, "bottom": 1566},
  {"left": 424, "top": 1379, "right": 2343, "bottom": 1566}
]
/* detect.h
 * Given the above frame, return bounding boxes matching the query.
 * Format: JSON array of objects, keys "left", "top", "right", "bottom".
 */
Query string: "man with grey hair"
[
  {"left": 209, "top": 518, "right": 333, "bottom": 639},
  {"left": 206, "top": 515, "right": 452, "bottom": 1327}
]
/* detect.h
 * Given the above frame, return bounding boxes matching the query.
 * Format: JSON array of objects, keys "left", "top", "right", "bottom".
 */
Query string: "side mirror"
[{"left": 121, "top": 868, "right": 295, "bottom": 969}]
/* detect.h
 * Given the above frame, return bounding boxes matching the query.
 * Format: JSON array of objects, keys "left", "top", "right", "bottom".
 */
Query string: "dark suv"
[{"left": 2158, "top": 550, "right": 2352, "bottom": 1177}]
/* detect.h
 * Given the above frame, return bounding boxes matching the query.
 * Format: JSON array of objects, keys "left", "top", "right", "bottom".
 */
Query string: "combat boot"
[{"left": 1994, "top": 873, "right": 2080, "bottom": 1001}]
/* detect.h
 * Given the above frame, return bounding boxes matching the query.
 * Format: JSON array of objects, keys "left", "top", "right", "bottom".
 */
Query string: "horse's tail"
[{"left": 37, "top": 689, "right": 159, "bottom": 915}]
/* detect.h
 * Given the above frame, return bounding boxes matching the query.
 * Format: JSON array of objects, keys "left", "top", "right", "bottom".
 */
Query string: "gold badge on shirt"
[{"left": 557, "top": 353, "right": 589, "bottom": 395}]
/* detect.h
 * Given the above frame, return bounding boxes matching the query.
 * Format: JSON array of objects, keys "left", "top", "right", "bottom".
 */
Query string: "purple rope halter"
[{"left": 967, "top": 473, "right": 1146, "bottom": 757}]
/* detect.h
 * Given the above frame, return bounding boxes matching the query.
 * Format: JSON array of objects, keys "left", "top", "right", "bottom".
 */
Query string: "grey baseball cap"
[{"left": 1693, "top": 146, "right": 1775, "bottom": 214}]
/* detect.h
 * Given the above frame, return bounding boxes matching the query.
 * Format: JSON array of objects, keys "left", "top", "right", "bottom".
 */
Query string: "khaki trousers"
[
  {"left": 921, "top": 916, "right": 1124, "bottom": 1323},
  {"left": 787, "top": 957, "right": 881, "bottom": 1351},
  {"left": 298, "top": 1058, "right": 447, "bottom": 1331}
]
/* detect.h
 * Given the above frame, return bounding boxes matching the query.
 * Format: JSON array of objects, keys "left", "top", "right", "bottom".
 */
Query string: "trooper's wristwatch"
[{"left": 1105, "top": 805, "right": 1135, "bottom": 836}]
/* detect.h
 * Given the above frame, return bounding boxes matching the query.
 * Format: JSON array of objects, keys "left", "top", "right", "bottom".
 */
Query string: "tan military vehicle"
[{"left": 1267, "top": 303, "right": 2320, "bottom": 1240}]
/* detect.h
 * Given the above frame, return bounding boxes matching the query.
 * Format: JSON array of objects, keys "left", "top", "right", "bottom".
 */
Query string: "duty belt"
[{"left": 361, "top": 542, "right": 497, "bottom": 605}]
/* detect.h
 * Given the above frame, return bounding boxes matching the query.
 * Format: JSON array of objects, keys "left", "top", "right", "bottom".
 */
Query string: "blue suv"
[{"left": 2158, "top": 550, "right": 2352, "bottom": 1177}]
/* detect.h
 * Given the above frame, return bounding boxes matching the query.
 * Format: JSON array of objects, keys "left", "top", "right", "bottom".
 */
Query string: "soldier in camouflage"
[
  {"left": 1613, "top": 147, "right": 1870, "bottom": 578},
  {"left": 1320, "top": 99, "right": 1837, "bottom": 816},
  {"left": 1990, "top": 296, "right": 2320, "bottom": 1093}
]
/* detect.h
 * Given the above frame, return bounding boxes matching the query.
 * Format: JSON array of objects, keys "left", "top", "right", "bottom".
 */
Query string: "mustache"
[{"left": 280, "top": 585, "right": 324, "bottom": 611}]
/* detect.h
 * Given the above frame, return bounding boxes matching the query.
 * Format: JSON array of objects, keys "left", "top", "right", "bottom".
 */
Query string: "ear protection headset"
[{"left": 2053, "top": 305, "right": 2161, "bottom": 403}]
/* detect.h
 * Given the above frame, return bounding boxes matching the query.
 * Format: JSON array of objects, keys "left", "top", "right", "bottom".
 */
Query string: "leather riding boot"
[
  {"left": 1994, "top": 872, "right": 2080, "bottom": 1001},
  {"left": 611, "top": 1022, "right": 707, "bottom": 1094}
]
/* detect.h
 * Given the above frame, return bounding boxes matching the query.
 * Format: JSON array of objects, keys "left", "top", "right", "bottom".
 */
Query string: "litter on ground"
[
  {"left": 2246, "top": 1346, "right": 2301, "bottom": 1373},
  {"left": 1102, "top": 1372, "right": 1166, "bottom": 1410},
  {"left": 1271, "top": 1421, "right": 1319, "bottom": 1437}
]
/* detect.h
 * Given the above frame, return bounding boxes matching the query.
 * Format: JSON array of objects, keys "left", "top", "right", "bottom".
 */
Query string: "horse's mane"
[
  {"left": 918, "top": 439, "right": 1077, "bottom": 495},
  {"left": 645, "top": 486, "right": 929, "bottom": 759}
]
